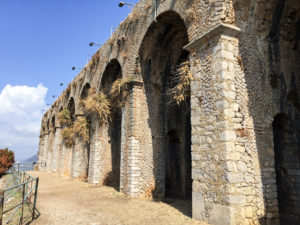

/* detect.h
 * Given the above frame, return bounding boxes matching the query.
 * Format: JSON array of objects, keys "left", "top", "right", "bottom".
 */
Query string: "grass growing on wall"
[
  {"left": 80, "top": 88, "right": 111, "bottom": 125},
  {"left": 73, "top": 117, "right": 90, "bottom": 144},
  {"left": 61, "top": 126, "right": 75, "bottom": 148},
  {"left": 58, "top": 109, "right": 72, "bottom": 127},
  {"left": 168, "top": 60, "right": 194, "bottom": 105},
  {"left": 110, "top": 77, "right": 133, "bottom": 99},
  {"left": 58, "top": 109, "right": 75, "bottom": 148},
  {"left": 110, "top": 77, "right": 133, "bottom": 107}
]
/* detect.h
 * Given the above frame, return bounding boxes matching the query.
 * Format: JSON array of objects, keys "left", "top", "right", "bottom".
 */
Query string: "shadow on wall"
[
  {"left": 139, "top": 10, "right": 192, "bottom": 216},
  {"left": 100, "top": 59, "right": 122, "bottom": 191},
  {"left": 235, "top": 0, "right": 300, "bottom": 224},
  {"left": 80, "top": 83, "right": 92, "bottom": 178}
]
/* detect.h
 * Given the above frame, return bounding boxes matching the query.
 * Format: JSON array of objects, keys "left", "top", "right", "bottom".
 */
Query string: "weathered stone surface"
[{"left": 37, "top": 0, "right": 300, "bottom": 225}]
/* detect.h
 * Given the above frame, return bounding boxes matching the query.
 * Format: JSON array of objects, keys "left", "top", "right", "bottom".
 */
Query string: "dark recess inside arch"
[{"left": 139, "top": 10, "right": 192, "bottom": 202}]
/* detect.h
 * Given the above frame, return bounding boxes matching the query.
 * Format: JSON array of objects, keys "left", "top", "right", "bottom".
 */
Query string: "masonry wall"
[{"left": 37, "top": 0, "right": 300, "bottom": 224}]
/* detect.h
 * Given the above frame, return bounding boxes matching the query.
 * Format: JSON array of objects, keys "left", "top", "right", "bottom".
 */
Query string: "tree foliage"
[{"left": 0, "top": 148, "right": 15, "bottom": 176}]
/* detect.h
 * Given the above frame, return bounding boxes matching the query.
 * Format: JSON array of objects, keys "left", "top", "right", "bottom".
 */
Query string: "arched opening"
[
  {"left": 273, "top": 113, "right": 300, "bottom": 224},
  {"left": 100, "top": 59, "right": 122, "bottom": 190},
  {"left": 139, "top": 11, "right": 192, "bottom": 201},
  {"left": 80, "top": 83, "right": 91, "bottom": 177},
  {"left": 80, "top": 83, "right": 91, "bottom": 99},
  {"left": 67, "top": 97, "right": 75, "bottom": 122},
  {"left": 46, "top": 119, "right": 50, "bottom": 133},
  {"left": 51, "top": 116, "right": 56, "bottom": 132}
]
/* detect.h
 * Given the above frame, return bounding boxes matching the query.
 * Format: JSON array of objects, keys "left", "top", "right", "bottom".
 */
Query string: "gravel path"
[{"left": 28, "top": 171, "right": 208, "bottom": 225}]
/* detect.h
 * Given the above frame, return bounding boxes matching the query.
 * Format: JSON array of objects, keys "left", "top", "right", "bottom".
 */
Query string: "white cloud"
[{"left": 0, "top": 84, "right": 48, "bottom": 161}]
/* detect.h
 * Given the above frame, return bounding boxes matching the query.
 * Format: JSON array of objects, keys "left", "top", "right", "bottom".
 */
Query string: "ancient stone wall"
[{"left": 37, "top": 0, "right": 300, "bottom": 224}]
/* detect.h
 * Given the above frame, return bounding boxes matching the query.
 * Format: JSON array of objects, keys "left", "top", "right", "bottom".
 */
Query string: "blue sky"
[{"left": 0, "top": 0, "right": 138, "bottom": 161}]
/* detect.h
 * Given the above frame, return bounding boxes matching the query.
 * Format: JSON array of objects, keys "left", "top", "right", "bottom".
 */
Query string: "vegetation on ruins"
[
  {"left": 58, "top": 109, "right": 72, "bottom": 127},
  {"left": 58, "top": 109, "right": 74, "bottom": 147},
  {"left": 110, "top": 77, "right": 133, "bottom": 107},
  {"left": 80, "top": 88, "right": 111, "bottom": 124},
  {"left": 168, "top": 60, "right": 194, "bottom": 105},
  {"left": 58, "top": 77, "right": 135, "bottom": 147},
  {"left": 88, "top": 51, "right": 100, "bottom": 72},
  {"left": 0, "top": 148, "right": 15, "bottom": 176},
  {"left": 59, "top": 109, "right": 90, "bottom": 146},
  {"left": 73, "top": 117, "right": 90, "bottom": 144},
  {"left": 61, "top": 126, "right": 75, "bottom": 148}
]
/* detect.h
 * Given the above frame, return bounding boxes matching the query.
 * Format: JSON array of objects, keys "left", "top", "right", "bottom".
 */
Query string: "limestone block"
[
  {"left": 237, "top": 161, "right": 247, "bottom": 172},
  {"left": 225, "top": 172, "right": 244, "bottom": 183},
  {"left": 223, "top": 195, "right": 246, "bottom": 205},
  {"left": 220, "top": 131, "right": 236, "bottom": 142},
  {"left": 192, "top": 191, "right": 205, "bottom": 221},
  {"left": 209, "top": 204, "right": 235, "bottom": 225}
]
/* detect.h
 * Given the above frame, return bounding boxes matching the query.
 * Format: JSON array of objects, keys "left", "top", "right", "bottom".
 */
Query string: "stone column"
[
  {"left": 37, "top": 136, "right": 45, "bottom": 170},
  {"left": 184, "top": 23, "right": 245, "bottom": 225},
  {"left": 51, "top": 127, "right": 62, "bottom": 172},
  {"left": 46, "top": 130, "right": 55, "bottom": 172},
  {"left": 71, "top": 115, "right": 89, "bottom": 180},
  {"left": 60, "top": 142, "right": 72, "bottom": 177},
  {"left": 41, "top": 133, "right": 49, "bottom": 171},
  {"left": 120, "top": 81, "right": 144, "bottom": 196},
  {"left": 88, "top": 118, "right": 101, "bottom": 185}
]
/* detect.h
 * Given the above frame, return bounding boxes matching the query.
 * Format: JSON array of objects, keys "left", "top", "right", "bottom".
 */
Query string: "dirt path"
[{"left": 28, "top": 171, "right": 208, "bottom": 225}]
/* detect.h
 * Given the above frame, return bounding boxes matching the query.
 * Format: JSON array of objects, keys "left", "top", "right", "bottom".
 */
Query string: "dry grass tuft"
[
  {"left": 62, "top": 127, "right": 75, "bottom": 148},
  {"left": 168, "top": 60, "right": 194, "bottom": 105},
  {"left": 135, "top": 65, "right": 141, "bottom": 74},
  {"left": 109, "top": 38, "right": 114, "bottom": 46},
  {"left": 186, "top": 8, "right": 197, "bottom": 24},
  {"left": 236, "top": 128, "right": 250, "bottom": 138},
  {"left": 88, "top": 52, "right": 101, "bottom": 72},
  {"left": 58, "top": 109, "right": 72, "bottom": 127},
  {"left": 237, "top": 55, "right": 244, "bottom": 71},
  {"left": 80, "top": 88, "right": 111, "bottom": 124},
  {"left": 110, "top": 77, "right": 134, "bottom": 106},
  {"left": 144, "top": 2, "right": 152, "bottom": 11},
  {"left": 73, "top": 117, "right": 89, "bottom": 144},
  {"left": 66, "top": 84, "right": 71, "bottom": 93},
  {"left": 121, "top": 52, "right": 128, "bottom": 60}
]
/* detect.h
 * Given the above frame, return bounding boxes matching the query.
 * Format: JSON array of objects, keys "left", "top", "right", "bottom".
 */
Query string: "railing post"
[
  {"left": 17, "top": 162, "right": 20, "bottom": 171},
  {"left": 32, "top": 177, "right": 39, "bottom": 221},
  {"left": 20, "top": 183, "right": 25, "bottom": 224},
  {"left": 0, "top": 190, "right": 4, "bottom": 225}
]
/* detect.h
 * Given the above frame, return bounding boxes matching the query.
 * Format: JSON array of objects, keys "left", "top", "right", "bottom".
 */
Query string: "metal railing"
[
  {"left": 0, "top": 167, "right": 39, "bottom": 224},
  {"left": 16, "top": 163, "right": 37, "bottom": 172}
]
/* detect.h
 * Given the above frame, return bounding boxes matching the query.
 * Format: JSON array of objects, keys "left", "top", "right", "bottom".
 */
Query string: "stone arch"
[
  {"left": 138, "top": 10, "right": 192, "bottom": 199},
  {"left": 51, "top": 115, "right": 56, "bottom": 132},
  {"left": 272, "top": 113, "right": 300, "bottom": 224},
  {"left": 46, "top": 119, "right": 50, "bottom": 133},
  {"left": 100, "top": 59, "right": 122, "bottom": 93},
  {"left": 130, "top": 6, "right": 193, "bottom": 68},
  {"left": 98, "top": 59, "right": 122, "bottom": 190},
  {"left": 80, "top": 83, "right": 91, "bottom": 100},
  {"left": 79, "top": 82, "right": 92, "bottom": 178},
  {"left": 67, "top": 97, "right": 75, "bottom": 122}
]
